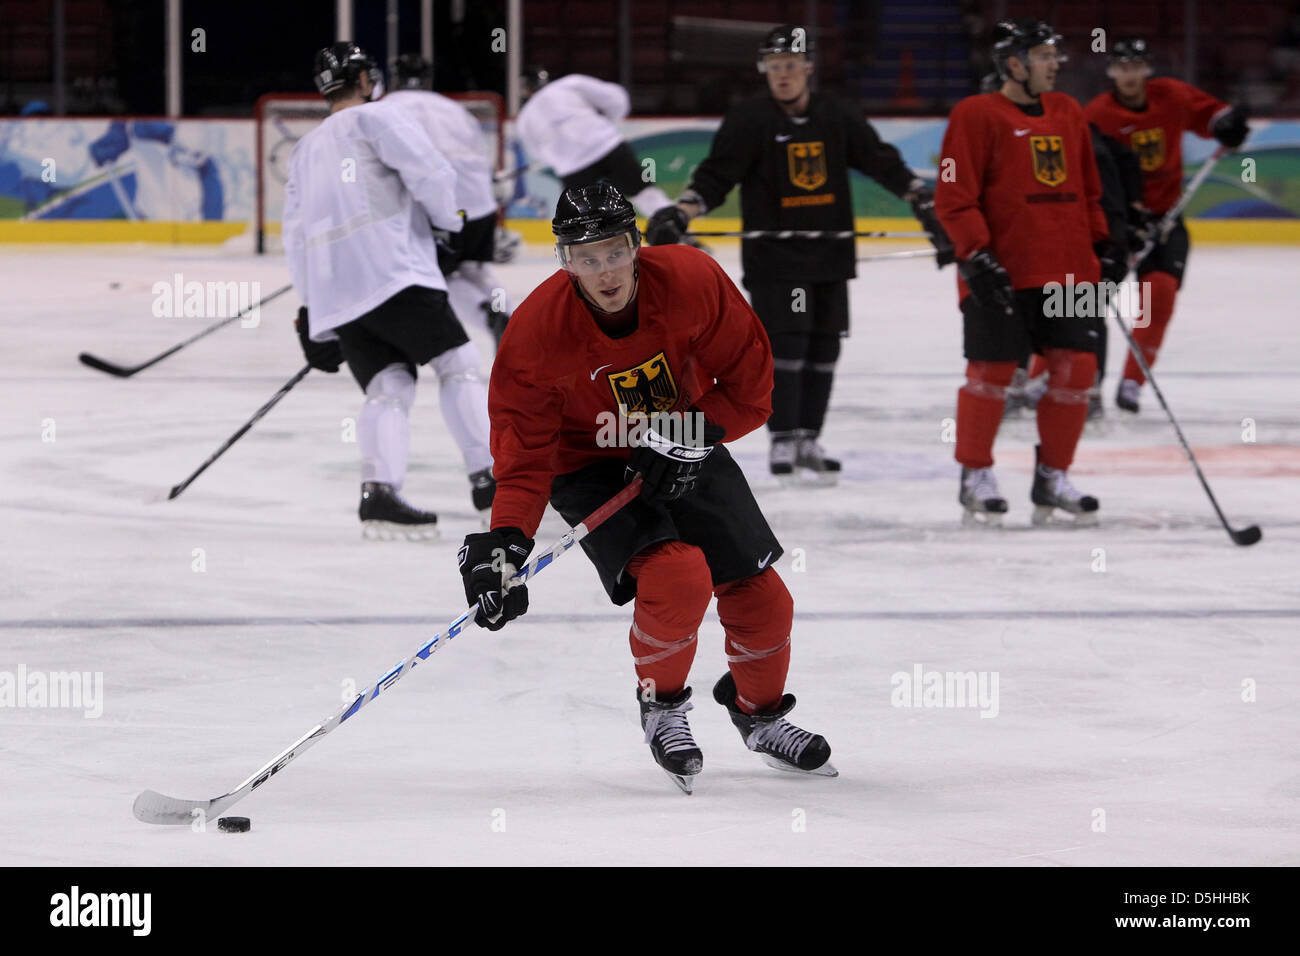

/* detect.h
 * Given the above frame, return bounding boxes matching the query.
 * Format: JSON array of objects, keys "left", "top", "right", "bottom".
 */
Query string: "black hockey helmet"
[
  {"left": 313, "top": 42, "right": 382, "bottom": 97},
  {"left": 991, "top": 18, "right": 1064, "bottom": 78},
  {"left": 396, "top": 53, "right": 432, "bottom": 90},
  {"left": 553, "top": 182, "right": 641, "bottom": 280},
  {"left": 757, "top": 24, "right": 813, "bottom": 71},
  {"left": 1109, "top": 37, "right": 1150, "bottom": 63},
  {"left": 521, "top": 66, "right": 551, "bottom": 96}
]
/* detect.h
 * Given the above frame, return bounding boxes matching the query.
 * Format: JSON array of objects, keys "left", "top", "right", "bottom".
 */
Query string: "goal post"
[{"left": 254, "top": 90, "right": 506, "bottom": 254}]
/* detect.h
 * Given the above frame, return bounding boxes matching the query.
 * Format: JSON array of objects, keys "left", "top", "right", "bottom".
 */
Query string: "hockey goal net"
[{"left": 254, "top": 90, "right": 506, "bottom": 254}]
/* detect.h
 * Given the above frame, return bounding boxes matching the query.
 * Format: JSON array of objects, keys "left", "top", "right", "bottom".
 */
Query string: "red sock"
[
  {"left": 1027, "top": 354, "right": 1048, "bottom": 379},
  {"left": 1037, "top": 348, "right": 1096, "bottom": 470},
  {"left": 1122, "top": 271, "right": 1178, "bottom": 385},
  {"left": 625, "top": 541, "right": 712, "bottom": 699},
  {"left": 714, "top": 568, "right": 793, "bottom": 714},
  {"left": 955, "top": 361, "right": 1018, "bottom": 469}
]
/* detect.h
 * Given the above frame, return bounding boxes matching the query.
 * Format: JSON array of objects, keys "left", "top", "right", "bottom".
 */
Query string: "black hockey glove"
[
  {"left": 625, "top": 415, "right": 726, "bottom": 502},
  {"left": 1211, "top": 106, "right": 1249, "bottom": 149},
  {"left": 1095, "top": 240, "right": 1129, "bottom": 285},
  {"left": 1127, "top": 203, "right": 1159, "bottom": 254},
  {"left": 295, "top": 307, "right": 343, "bottom": 373},
  {"left": 458, "top": 527, "right": 535, "bottom": 631},
  {"left": 908, "top": 186, "right": 956, "bottom": 268},
  {"left": 434, "top": 228, "right": 463, "bottom": 276},
  {"left": 646, "top": 205, "right": 689, "bottom": 246},
  {"left": 958, "top": 250, "right": 1015, "bottom": 318}
]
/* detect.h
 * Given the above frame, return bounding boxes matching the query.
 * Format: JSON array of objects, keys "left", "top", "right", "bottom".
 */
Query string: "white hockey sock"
[
  {"left": 430, "top": 342, "right": 493, "bottom": 474},
  {"left": 359, "top": 363, "right": 415, "bottom": 489},
  {"left": 632, "top": 186, "right": 673, "bottom": 218}
]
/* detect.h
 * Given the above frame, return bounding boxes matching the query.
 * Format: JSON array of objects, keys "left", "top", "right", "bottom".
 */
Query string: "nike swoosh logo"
[
  {"left": 1013, "top": 128, "right": 1031, "bottom": 136},
  {"left": 757, "top": 551, "right": 773, "bottom": 569},
  {"left": 775, "top": 134, "right": 792, "bottom": 142},
  {"left": 1120, "top": 124, "right": 1137, "bottom": 134},
  {"left": 589, "top": 363, "right": 613, "bottom": 380}
]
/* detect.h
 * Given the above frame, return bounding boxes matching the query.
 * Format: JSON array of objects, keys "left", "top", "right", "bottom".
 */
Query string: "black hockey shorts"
[
  {"left": 560, "top": 142, "right": 649, "bottom": 199},
  {"left": 1135, "top": 217, "right": 1189, "bottom": 286},
  {"left": 962, "top": 287, "right": 1102, "bottom": 363},
  {"left": 549, "top": 445, "right": 783, "bottom": 606},
  {"left": 743, "top": 277, "right": 850, "bottom": 337},
  {"left": 333, "top": 285, "right": 469, "bottom": 391}
]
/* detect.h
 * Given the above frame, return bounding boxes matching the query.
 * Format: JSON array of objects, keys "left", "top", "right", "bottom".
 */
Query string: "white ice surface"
[{"left": 1, "top": 241, "right": 1297, "bottom": 866}]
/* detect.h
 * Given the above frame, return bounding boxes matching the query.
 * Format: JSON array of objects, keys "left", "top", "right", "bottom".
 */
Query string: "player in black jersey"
[{"left": 648, "top": 24, "right": 953, "bottom": 484}]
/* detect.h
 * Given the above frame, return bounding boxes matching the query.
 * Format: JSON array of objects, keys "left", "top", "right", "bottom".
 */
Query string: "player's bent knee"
[
  {"left": 363, "top": 363, "right": 416, "bottom": 411},
  {"left": 629, "top": 541, "right": 713, "bottom": 629},
  {"left": 430, "top": 341, "right": 483, "bottom": 384},
  {"left": 716, "top": 567, "right": 793, "bottom": 638},
  {"left": 1044, "top": 348, "right": 1096, "bottom": 390}
]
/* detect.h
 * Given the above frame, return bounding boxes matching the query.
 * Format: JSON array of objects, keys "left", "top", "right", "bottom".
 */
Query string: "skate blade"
[
  {"left": 799, "top": 469, "right": 839, "bottom": 488},
  {"left": 759, "top": 754, "right": 839, "bottom": 777},
  {"left": 664, "top": 769, "right": 696, "bottom": 794},
  {"left": 1031, "top": 505, "right": 1099, "bottom": 528},
  {"left": 362, "top": 521, "right": 440, "bottom": 542},
  {"left": 772, "top": 472, "right": 798, "bottom": 488},
  {"left": 961, "top": 510, "right": 1004, "bottom": 528}
]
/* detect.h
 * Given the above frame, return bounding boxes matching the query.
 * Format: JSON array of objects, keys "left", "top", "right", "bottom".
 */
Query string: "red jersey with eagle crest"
[
  {"left": 1084, "top": 78, "right": 1229, "bottom": 215},
  {"left": 936, "top": 91, "right": 1109, "bottom": 300},
  {"left": 487, "top": 244, "right": 773, "bottom": 536}
]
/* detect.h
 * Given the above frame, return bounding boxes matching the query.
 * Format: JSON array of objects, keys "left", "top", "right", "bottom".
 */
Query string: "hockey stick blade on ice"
[
  {"left": 166, "top": 365, "right": 311, "bottom": 500},
  {"left": 132, "top": 477, "right": 645, "bottom": 825},
  {"left": 79, "top": 283, "right": 293, "bottom": 378}
]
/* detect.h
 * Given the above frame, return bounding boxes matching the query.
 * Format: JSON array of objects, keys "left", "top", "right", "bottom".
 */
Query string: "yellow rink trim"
[
  {"left": 0, "top": 221, "right": 247, "bottom": 243},
  {"left": 3, "top": 217, "right": 1297, "bottom": 245}
]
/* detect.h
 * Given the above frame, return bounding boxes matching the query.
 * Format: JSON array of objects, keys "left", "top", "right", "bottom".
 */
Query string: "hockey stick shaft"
[
  {"left": 167, "top": 365, "right": 311, "bottom": 500},
  {"left": 133, "top": 477, "right": 645, "bottom": 824},
  {"left": 687, "top": 229, "right": 928, "bottom": 239},
  {"left": 493, "top": 162, "right": 535, "bottom": 183},
  {"left": 1129, "top": 147, "right": 1225, "bottom": 269},
  {"left": 858, "top": 248, "right": 936, "bottom": 263},
  {"left": 79, "top": 283, "right": 293, "bottom": 378},
  {"left": 1110, "top": 309, "right": 1261, "bottom": 546}
]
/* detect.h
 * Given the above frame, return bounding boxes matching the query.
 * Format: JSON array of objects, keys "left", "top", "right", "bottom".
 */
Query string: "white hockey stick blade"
[{"left": 133, "top": 789, "right": 240, "bottom": 825}]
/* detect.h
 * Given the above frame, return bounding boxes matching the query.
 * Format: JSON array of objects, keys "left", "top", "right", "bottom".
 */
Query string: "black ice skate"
[
  {"left": 712, "top": 672, "right": 836, "bottom": 777},
  {"left": 469, "top": 468, "right": 496, "bottom": 527},
  {"left": 1116, "top": 378, "right": 1141, "bottom": 414},
  {"left": 638, "top": 685, "right": 703, "bottom": 794},
  {"left": 769, "top": 432, "right": 797, "bottom": 485},
  {"left": 959, "top": 466, "right": 1008, "bottom": 526},
  {"left": 359, "top": 482, "right": 439, "bottom": 542},
  {"left": 1030, "top": 446, "right": 1099, "bottom": 526},
  {"left": 794, "top": 429, "right": 841, "bottom": 486}
]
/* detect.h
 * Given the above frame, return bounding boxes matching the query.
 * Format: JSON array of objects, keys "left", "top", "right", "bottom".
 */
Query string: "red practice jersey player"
[
  {"left": 936, "top": 19, "right": 1120, "bottom": 526},
  {"left": 455, "top": 182, "right": 835, "bottom": 792},
  {"left": 1084, "top": 37, "right": 1250, "bottom": 414}
]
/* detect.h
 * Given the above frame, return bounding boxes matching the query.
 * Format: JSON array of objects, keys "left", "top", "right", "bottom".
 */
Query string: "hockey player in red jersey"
[
  {"left": 455, "top": 183, "right": 834, "bottom": 791},
  {"left": 1084, "top": 37, "right": 1250, "bottom": 414},
  {"left": 936, "top": 19, "right": 1120, "bottom": 525}
]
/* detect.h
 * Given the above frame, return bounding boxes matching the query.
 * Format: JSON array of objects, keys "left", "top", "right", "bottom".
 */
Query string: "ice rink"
[{"left": 2, "top": 240, "right": 1297, "bottom": 866}]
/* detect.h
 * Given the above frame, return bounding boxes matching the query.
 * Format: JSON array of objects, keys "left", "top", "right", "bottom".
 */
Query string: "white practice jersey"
[
  {"left": 516, "top": 74, "right": 629, "bottom": 177},
  {"left": 382, "top": 89, "right": 497, "bottom": 220},
  {"left": 283, "top": 97, "right": 462, "bottom": 340}
]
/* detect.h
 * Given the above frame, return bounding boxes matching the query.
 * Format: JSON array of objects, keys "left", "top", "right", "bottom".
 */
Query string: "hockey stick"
[
  {"left": 165, "top": 364, "right": 311, "bottom": 501},
  {"left": 1129, "top": 146, "right": 1225, "bottom": 268},
  {"left": 858, "top": 248, "right": 936, "bottom": 263},
  {"left": 133, "top": 477, "right": 645, "bottom": 825},
  {"left": 79, "top": 283, "right": 293, "bottom": 378},
  {"left": 1109, "top": 310, "right": 1261, "bottom": 546},
  {"left": 686, "top": 229, "right": 929, "bottom": 240},
  {"left": 493, "top": 161, "right": 535, "bottom": 183}
]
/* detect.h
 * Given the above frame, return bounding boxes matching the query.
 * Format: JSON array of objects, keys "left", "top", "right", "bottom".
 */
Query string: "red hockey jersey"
[
  {"left": 1084, "top": 77, "right": 1230, "bottom": 214},
  {"left": 936, "top": 91, "right": 1109, "bottom": 299},
  {"left": 488, "top": 245, "right": 774, "bottom": 536}
]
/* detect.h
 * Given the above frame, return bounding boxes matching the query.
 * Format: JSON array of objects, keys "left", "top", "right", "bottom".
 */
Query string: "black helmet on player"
[
  {"left": 553, "top": 183, "right": 641, "bottom": 305},
  {"left": 1109, "top": 37, "right": 1150, "bottom": 63},
  {"left": 396, "top": 53, "right": 432, "bottom": 90},
  {"left": 521, "top": 67, "right": 551, "bottom": 97},
  {"left": 757, "top": 24, "right": 813, "bottom": 72},
  {"left": 313, "top": 42, "right": 383, "bottom": 99},
  {"left": 991, "top": 18, "right": 1065, "bottom": 78}
]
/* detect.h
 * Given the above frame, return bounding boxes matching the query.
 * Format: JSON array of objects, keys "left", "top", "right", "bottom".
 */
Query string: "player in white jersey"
[
  {"left": 283, "top": 42, "right": 496, "bottom": 540},
  {"left": 516, "top": 70, "right": 673, "bottom": 218},
  {"left": 384, "top": 54, "right": 512, "bottom": 348}
]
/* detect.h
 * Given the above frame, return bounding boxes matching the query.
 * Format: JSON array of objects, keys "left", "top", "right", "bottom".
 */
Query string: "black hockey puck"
[{"left": 217, "top": 816, "right": 251, "bottom": 833}]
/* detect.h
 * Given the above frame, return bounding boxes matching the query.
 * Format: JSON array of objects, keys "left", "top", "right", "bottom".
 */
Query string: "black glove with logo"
[
  {"left": 458, "top": 527, "right": 535, "bottom": 631},
  {"left": 625, "top": 415, "right": 726, "bottom": 502},
  {"left": 958, "top": 250, "right": 1015, "bottom": 318},
  {"left": 646, "top": 205, "right": 689, "bottom": 246},
  {"left": 908, "top": 186, "right": 956, "bottom": 267},
  {"left": 1095, "top": 240, "right": 1129, "bottom": 284},
  {"left": 295, "top": 307, "right": 343, "bottom": 372},
  {"left": 1211, "top": 105, "right": 1249, "bottom": 149}
]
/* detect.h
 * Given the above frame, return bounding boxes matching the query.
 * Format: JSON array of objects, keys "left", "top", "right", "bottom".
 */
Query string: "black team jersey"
[{"left": 685, "top": 92, "right": 917, "bottom": 284}]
